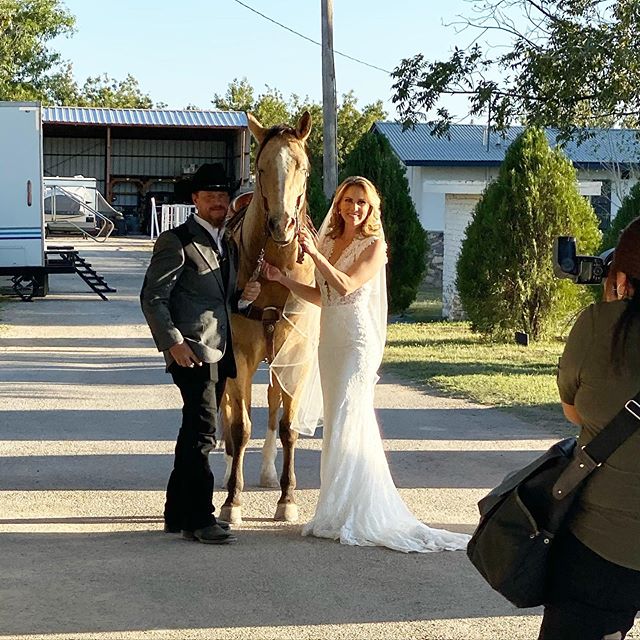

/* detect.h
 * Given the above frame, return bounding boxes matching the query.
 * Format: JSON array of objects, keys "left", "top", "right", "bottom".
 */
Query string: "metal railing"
[
  {"left": 46, "top": 185, "right": 115, "bottom": 242},
  {"left": 149, "top": 197, "right": 196, "bottom": 239}
]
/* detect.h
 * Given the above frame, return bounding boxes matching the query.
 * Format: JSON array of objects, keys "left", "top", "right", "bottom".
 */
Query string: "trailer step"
[
  {"left": 72, "top": 253, "right": 117, "bottom": 300},
  {"left": 44, "top": 249, "right": 116, "bottom": 300}
]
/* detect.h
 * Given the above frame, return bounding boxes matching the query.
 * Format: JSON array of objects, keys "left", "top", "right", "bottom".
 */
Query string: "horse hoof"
[
  {"left": 259, "top": 471, "right": 280, "bottom": 488},
  {"left": 274, "top": 503, "right": 298, "bottom": 522},
  {"left": 219, "top": 505, "right": 242, "bottom": 525}
]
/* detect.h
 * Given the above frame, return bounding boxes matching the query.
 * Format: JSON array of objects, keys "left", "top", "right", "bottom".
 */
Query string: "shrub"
[
  {"left": 306, "top": 167, "right": 329, "bottom": 228},
  {"left": 341, "top": 131, "right": 428, "bottom": 312},
  {"left": 601, "top": 180, "right": 640, "bottom": 250},
  {"left": 456, "top": 128, "right": 601, "bottom": 340}
]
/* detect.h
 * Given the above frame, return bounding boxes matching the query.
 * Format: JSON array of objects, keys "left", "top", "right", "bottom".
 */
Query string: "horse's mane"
[{"left": 255, "top": 125, "right": 304, "bottom": 166}]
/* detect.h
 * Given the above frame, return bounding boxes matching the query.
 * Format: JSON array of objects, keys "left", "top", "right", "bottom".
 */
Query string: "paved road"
[{"left": 0, "top": 238, "right": 630, "bottom": 640}]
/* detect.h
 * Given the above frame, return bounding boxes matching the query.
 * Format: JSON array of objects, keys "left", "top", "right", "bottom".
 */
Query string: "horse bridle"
[{"left": 255, "top": 132, "right": 309, "bottom": 263}]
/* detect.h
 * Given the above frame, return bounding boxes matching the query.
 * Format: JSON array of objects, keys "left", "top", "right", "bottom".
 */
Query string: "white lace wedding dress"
[{"left": 302, "top": 235, "right": 471, "bottom": 553}]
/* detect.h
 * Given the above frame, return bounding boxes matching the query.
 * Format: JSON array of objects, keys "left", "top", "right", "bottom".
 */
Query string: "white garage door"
[{"left": 443, "top": 194, "right": 481, "bottom": 319}]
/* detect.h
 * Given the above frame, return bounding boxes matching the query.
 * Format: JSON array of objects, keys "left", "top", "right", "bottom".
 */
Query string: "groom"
[{"left": 140, "top": 163, "right": 260, "bottom": 545}]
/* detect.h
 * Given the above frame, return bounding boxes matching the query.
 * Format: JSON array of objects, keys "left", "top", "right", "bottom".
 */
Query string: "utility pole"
[{"left": 321, "top": 0, "right": 338, "bottom": 199}]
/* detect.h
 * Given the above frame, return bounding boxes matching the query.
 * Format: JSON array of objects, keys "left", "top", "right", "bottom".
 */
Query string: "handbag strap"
[
  {"left": 552, "top": 391, "right": 640, "bottom": 500},
  {"left": 583, "top": 391, "right": 640, "bottom": 463}
]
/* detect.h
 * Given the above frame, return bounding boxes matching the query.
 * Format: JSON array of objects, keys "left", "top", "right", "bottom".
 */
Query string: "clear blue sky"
[{"left": 53, "top": 0, "right": 487, "bottom": 119}]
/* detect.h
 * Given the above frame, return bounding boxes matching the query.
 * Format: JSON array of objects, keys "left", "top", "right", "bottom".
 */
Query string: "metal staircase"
[
  {"left": 70, "top": 253, "right": 116, "bottom": 300},
  {"left": 45, "top": 248, "right": 116, "bottom": 300},
  {"left": 2, "top": 248, "right": 116, "bottom": 301}
]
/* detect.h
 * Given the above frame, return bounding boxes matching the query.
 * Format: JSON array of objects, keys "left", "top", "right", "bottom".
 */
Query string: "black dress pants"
[
  {"left": 164, "top": 363, "right": 226, "bottom": 531},
  {"left": 538, "top": 531, "right": 640, "bottom": 640}
]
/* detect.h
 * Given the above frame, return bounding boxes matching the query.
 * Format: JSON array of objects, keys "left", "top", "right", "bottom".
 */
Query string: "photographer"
[{"left": 539, "top": 217, "right": 640, "bottom": 640}]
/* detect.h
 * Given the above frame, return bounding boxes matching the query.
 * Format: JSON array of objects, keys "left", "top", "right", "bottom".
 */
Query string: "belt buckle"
[{"left": 625, "top": 399, "right": 640, "bottom": 422}]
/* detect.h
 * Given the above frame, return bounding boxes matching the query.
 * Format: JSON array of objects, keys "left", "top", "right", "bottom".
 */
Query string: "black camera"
[{"left": 553, "top": 237, "right": 614, "bottom": 285}]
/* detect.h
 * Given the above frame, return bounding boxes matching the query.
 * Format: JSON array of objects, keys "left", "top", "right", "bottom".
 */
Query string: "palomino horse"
[{"left": 219, "top": 112, "right": 315, "bottom": 524}]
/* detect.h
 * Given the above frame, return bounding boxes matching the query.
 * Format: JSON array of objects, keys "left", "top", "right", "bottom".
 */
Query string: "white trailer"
[
  {"left": 0, "top": 101, "right": 45, "bottom": 269},
  {"left": 0, "top": 102, "right": 115, "bottom": 300},
  {"left": 44, "top": 175, "right": 98, "bottom": 235}
]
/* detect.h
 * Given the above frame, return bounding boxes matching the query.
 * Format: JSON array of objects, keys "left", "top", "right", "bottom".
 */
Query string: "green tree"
[
  {"left": 74, "top": 73, "right": 153, "bottom": 108},
  {"left": 341, "top": 131, "right": 428, "bottom": 313},
  {"left": 213, "top": 77, "right": 255, "bottom": 113},
  {"left": 602, "top": 181, "right": 640, "bottom": 250},
  {"left": 337, "top": 92, "right": 385, "bottom": 166},
  {"left": 1, "top": 1, "right": 156, "bottom": 107},
  {"left": 456, "top": 128, "right": 601, "bottom": 340},
  {"left": 0, "top": 0, "right": 74, "bottom": 101},
  {"left": 213, "top": 79, "right": 386, "bottom": 225},
  {"left": 391, "top": 1, "right": 640, "bottom": 142}
]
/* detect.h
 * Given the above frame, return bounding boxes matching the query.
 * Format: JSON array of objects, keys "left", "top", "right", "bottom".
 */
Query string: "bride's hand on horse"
[
  {"left": 261, "top": 262, "right": 283, "bottom": 283},
  {"left": 240, "top": 280, "right": 261, "bottom": 303},
  {"left": 298, "top": 229, "right": 318, "bottom": 258}
]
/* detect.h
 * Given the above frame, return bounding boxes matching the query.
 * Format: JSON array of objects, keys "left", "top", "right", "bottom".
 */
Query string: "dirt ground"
[{"left": 0, "top": 237, "right": 635, "bottom": 640}]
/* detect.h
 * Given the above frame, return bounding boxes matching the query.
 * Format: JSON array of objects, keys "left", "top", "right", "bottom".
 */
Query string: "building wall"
[
  {"left": 409, "top": 164, "right": 634, "bottom": 233},
  {"left": 110, "top": 138, "right": 227, "bottom": 177},
  {"left": 44, "top": 137, "right": 106, "bottom": 192},
  {"left": 442, "top": 194, "right": 480, "bottom": 318},
  {"left": 410, "top": 166, "right": 501, "bottom": 231}
]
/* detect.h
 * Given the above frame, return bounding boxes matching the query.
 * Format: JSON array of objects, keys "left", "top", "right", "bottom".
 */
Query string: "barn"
[{"left": 42, "top": 106, "right": 250, "bottom": 233}]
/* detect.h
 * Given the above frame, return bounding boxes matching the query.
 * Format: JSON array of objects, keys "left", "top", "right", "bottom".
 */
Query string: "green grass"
[
  {"left": 396, "top": 283, "right": 443, "bottom": 323},
  {"left": 384, "top": 287, "right": 567, "bottom": 425}
]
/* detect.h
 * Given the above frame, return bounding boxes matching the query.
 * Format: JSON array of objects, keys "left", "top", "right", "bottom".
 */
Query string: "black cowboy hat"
[{"left": 190, "top": 163, "right": 239, "bottom": 195}]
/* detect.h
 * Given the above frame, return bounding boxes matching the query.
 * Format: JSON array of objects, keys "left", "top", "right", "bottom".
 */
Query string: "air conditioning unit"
[{"left": 182, "top": 163, "right": 198, "bottom": 175}]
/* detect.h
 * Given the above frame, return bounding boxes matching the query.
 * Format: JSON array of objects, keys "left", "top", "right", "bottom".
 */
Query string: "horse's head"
[{"left": 248, "top": 111, "right": 312, "bottom": 245}]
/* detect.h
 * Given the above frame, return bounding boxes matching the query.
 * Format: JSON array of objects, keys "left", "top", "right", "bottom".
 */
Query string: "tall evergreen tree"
[
  {"left": 456, "top": 128, "right": 601, "bottom": 340},
  {"left": 602, "top": 181, "right": 640, "bottom": 250},
  {"left": 341, "top": 131, "right": 428, "bottom": 313}
]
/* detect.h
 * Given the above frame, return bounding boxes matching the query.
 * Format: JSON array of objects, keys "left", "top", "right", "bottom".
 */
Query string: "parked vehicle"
[
  {"left": 0, "top": 101, "right": 115, "bottom": 300},
  {"left": 44, "top": 176, "right": 124, "bottom": 237}
]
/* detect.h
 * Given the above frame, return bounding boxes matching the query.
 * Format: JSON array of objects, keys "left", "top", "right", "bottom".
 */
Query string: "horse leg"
[
  {"left": 219, "top": 374, "right": 252, "bottom": 525},
  {"left": 259, "top": 383, "right": 281, "bottom": 488},
  {"left": 274, "top": 392, "right": 299, "bottom": 522}
]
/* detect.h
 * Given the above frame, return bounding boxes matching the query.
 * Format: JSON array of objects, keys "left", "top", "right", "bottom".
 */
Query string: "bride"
[{"left": 262, "top": 176, "right": 470, "bottom": 553}]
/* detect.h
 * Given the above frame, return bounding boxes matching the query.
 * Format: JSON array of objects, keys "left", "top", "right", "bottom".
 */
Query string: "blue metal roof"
[
  {"left": 42, "top": 106, "right": 247, "bottom": 128},
  {"left": 374, "top": 122, "right": 640, "bottom": 167}
]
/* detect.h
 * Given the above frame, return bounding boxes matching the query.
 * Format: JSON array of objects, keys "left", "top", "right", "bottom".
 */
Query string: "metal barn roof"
[
  {"left": 43, "top": 107, "right": 247, "bottom": 128},
  {"left": 373, "top": 122, "right": 640, "bottom": 167}
]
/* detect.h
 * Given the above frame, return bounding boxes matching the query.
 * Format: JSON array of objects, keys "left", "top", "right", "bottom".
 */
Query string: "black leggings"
[{"left": 538, "top": 531, "right": 640, "bottom": 640}]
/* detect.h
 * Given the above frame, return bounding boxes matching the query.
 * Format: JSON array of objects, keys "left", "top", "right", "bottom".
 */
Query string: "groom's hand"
[
  {"left": 169, "top": 341, "right": 202, "bottom": 368},
  {"left": 241, "top": 280, "right": 261, "bottom": 303},
  {"left": 261, "top": 262, "right": 283, "bottom": 282}
]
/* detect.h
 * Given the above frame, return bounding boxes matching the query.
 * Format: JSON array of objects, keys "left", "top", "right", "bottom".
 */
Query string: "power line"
[{"left": 231, "top": 0, "right": 391, "bottom": 74}]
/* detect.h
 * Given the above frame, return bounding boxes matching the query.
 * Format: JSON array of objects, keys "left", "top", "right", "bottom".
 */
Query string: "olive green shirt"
[{"left": 557, "top": 301, "right": 640, "bottom": 570}]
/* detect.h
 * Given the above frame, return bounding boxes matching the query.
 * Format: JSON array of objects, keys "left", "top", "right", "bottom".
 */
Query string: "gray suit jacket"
[{"left": 140, "top": 216, "right": 238, "bottom": 378}]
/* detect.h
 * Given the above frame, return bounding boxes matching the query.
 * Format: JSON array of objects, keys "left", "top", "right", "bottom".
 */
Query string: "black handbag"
[{"left": 467, "top": 394, "right": 640, "bottom": 609}]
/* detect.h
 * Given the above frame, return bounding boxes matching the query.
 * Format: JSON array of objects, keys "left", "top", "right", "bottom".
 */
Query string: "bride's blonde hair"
[{"left": 326, "top": 176, "right": 383, "bottom": 239}]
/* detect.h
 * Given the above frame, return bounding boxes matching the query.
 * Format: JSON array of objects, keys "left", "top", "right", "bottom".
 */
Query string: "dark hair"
[
  {"left": 609, "top": 217, "right": 640, "bottom": 371},
  {"left": 612, "top": 278, "right": 640, "bottom": 371}
]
